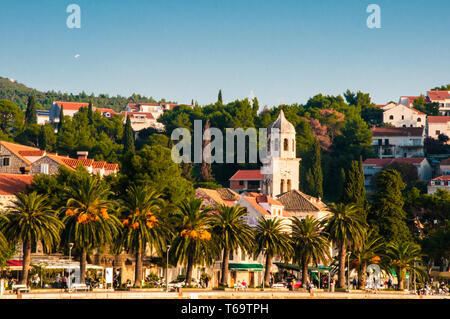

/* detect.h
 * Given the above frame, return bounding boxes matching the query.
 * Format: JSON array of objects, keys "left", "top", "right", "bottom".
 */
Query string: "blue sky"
[{"left": 1, "top": 0, "right": 450, "bottom": 107}]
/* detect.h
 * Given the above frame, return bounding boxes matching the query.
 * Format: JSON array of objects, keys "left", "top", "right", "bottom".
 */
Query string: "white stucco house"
[
  {"left": 382, "top": 103, "right": 426, "bottom": 128},
  {"left": 371, "top": 126, "right": 425, "bottom": 158}
]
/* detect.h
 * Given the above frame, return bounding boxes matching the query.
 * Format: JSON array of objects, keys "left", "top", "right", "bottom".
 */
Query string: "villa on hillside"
[
  {"left": 371, "top": 126, "right": 425, "bottom": 158},
  {"left": 426, "top": 90, "right": 450, "bottom": 116},
  {"left": 428, "top": 175, "right": 450, "bottom": 194},
  {"left": 382, "top": 103, "right": 426, "bottom": 128},
  {"left": 427, "top": 116, "right": 450, "bottom": 141},
  {"left": 49, "top": 101, "right": 118, "bottom": 123}
]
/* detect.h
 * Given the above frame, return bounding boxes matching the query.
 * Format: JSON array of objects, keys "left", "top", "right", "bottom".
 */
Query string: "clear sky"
[{"left": 1, "top": 0, "right": 450, "bottom": 107}]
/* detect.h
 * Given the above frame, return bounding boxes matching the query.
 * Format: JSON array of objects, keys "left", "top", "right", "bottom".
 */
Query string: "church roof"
[
  {"left": 276, "top": 190, "right": 326, "bottom": 213},
  {"left": 269, "top": 110, "right": 296, "bottom": 133}
]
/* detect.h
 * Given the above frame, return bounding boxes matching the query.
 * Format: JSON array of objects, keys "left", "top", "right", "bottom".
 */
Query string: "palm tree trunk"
[
  {"left": 358, "top": 263, "right": 367, "bottom": 290},
  {"left": 301, "top": 256, "right": 310, "bottom": 287},
  {"left": 20, "top": 241, "right": 31, "bottom": 285},
  {"left": 338, "top": 242, "right": 346, "bottom": 288},
  {"left": 186, "top": 247, "right": 195, "bottom": 285},
  {"left": 80, "top": 249, "right": 87, "bottom": 284},
  {"left": 398, "top": 268, "right": 404, "bottom": 290},
  {"left": 264, "top": 254, "right": 272, "bottom": 286},
  {"left": 220, "top": 249, "right": 230, "bottom": 287},
  {"left": 135, "top": 250, "right": 143, "bottom": 287}
]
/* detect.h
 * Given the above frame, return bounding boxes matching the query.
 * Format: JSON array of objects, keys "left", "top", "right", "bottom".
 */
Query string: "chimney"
[{"left": 77, "top": 151, "right": 89, "bottom": 160}]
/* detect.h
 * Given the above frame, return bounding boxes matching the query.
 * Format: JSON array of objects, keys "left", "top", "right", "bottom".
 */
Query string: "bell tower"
[{"left": 262, "top": 110, "right": 300, "bottom": 197}]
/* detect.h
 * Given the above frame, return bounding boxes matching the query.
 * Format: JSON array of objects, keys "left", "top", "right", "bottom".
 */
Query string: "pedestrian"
[
  {"left": 55, "top": 273, "right": 61, "bottom": 288},
  {"left": 63, "top": 275, "right": 68, "bottom": 289},
  {"left": 352, "top": 277, "right": 357, "bottom": 289},
  {"left": 205, "top": 276, "right": 209, "bottom": 289}
]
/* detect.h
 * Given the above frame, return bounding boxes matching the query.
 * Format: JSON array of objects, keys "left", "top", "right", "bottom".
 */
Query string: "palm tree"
[
  {"left": 61, "top": 175, "right": 121, "bottom": 284},
  {"left": 254, "top": 217, "right": 293, "bottom": 287},
  {"left": 211, "top": 205, "right": 254, "bottom": 287},
  {"left": 1, "top": 192, "right": 63, "bottom": 284},
  {"left": 325, "top": 203, "right": 366, "bottom": 288},
  {"left": 291, "top": 216, "right": 331, "bottom": 287},
  {"left": 350, "top": 229, "right": 384, "bottom": 289},
  {"left": 171, "top": 198, "right": 215, "bottom": 285},
  {"left": 0, "top": 213, "right": 9, "bottom": 259},
  {"left": 120, "top": 185, "right": 169, "bottom": 286},
  {"left": 385, "top": 241, "right": 423, "bottom": 290}
]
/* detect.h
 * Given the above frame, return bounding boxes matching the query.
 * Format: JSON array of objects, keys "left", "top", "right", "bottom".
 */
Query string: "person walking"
[{"left": 205, "top": 276, "right": 209, "bottom": 289}]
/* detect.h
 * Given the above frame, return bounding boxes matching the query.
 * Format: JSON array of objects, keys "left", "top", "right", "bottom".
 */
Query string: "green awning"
[
  {"left": 228, "top": 263, "right": 264, "bottom": 271},
  {"left": 389, "top": 269, "right": 409, "bottom": 278},
  {"left": 274, "top": 262, "right": 301, "bottom": 271}
]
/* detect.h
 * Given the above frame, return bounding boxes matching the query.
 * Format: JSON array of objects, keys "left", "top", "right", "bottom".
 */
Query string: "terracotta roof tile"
[
  {"left": 243, "top": 196, "right": 271, "bottom": 216},
  {"left": 276, "top": 190, "right": 324, "bottom": 213},
  {"left": 54, "top": 101, "right": 90, "bottom": 111},
  {"left": 363, "top": 157, "right": 426, "bottom": 168},
  {"left": 0, "top": 174, "right": 33, "bottom": 195},
  {"left": 0, "top": 141, "right": 43, "bottom": 165},
  {"left": 427, "top": 90, "right": 450, "bottom": 101},
  {"left": 428, "top": 116, "right": 450, "bottom": 124},
  {"left": 372, "top": 127, "right": 424, "bottom": 137},
  {"left": 230, "top": 170, "right": 263, "bottom": 180}
]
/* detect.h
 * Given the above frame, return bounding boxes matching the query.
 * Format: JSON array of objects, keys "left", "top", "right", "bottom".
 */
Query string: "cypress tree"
[
  {"left": 38, "top": 125, "right": 47, "bottom": 151},
  {"left": 57, "top": 106, "right": 64, "bottom": 132},
  {"left": 123, "top": 115, "right": 135, "bottom": 154},
  {"left": 305, "top": 138, "right": 323, "bottom": 198},
  {"left": 341, "top": 157, "right": 367, "bottom": 213},
  {"left": 25, "top": 95, "right": 37, "bottom": 124},
  {"left": 369, "top": 169, "right": 412, "bottom": 243},
  {"left": 88, "top": 101, "right": 94, "bottom": 125},
  {"left": 218, "top": 89, "right": 223, "bottom": 104}
]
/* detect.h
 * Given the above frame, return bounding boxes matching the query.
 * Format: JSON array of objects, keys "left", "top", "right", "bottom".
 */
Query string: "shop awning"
[
  {"left": 5, "top": 260, "right": 23, "bottom": 270},
  {"left": 228, "top": 263, "right": 264, "bottom": 271},
  {"left": 274, "top": 263, "right": 330, "bottom": 273}
]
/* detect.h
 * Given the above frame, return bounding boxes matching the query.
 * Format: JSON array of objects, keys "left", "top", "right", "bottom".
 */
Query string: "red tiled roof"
[
  {"left": 427, "top": 90, "right": 450, "bottom": 101},
  {"left": 121, "top": 111, "right": 155, "bottom": 119},
  {"left": 256, "top": 194, "right": 283, "bottom": 206},
  {"left": 428, "top": 116, "right": 450, "bottom": 124},
  {"left": 0, "top": 174, "right": 33, "bottom": 195},
  {"left": 229, "top": 170, "right": 263, "bottom": 180},
  {"left": 243, "top": 196, "right": 270, "bottom": 216},
  {"left": 54, "top": 101, "right": 90, "bottom": 111},
  {"left": 95, "top": 107, "right": 118, "bottom": 115},
  {"left": 431, "top": 175, "right": 450, "bottom": 181},
  {"left": 104, "top": 163, "right": 119, "bottom": 171},
  {"left": 18, "top": 150, "right": 45, "bottom": 156},
  {"left": 0, "top": 141, "right": 43, "bottom": 165},
  {"left": 400, "top": 96, "right": 421, "bottom": 105},
  {"left": 372, "top": 127, "right": 424, "bottom": 137},
  {"left": 92, "top": 161, "right": 106, "bottom": 169},
  {"left": 363, "top": 157, "right": 425, "bottom": 168}
]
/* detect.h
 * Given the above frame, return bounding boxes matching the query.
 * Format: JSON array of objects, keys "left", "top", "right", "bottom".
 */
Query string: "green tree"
[
  {"left": 369, "top": 169, "right": 412, "bottom": 243},
  {"left": 304, "top": 138, "right": 323, "bottom": 198},
  {"left": 350, "top": 229, "right": 384, "bottom": 289},
  {"left": 211, "top": 205, "right": 254, "bottom": 287},
  {"left": 171, "top": 198, "right": 215, "bottom": 285},
  {"left": 123, "top": 115, "right": 135, "bottom": 154},
  {"left": 385, "top": 241, "right": 423, "bottom": 290},
  {"left": 218, "top": 89, "right": 223, "bottom": 104},
  {"left": 254, "top": 218, "right": 293, "bottom": 286},
  {"left": 38, "top": 125, "right": 47, "bottom": 151},
  {"left": 88, "top": 101, "right": 94, "bottom": 125},
  {"left": 1, "top": 192, "right": 63, "bottom": 284},
  {"left": 25, "top": 95, "right": 38, "bottom": 125},
  {"left": 58, "top": 106, "right": 64, "bottom": 132},
  {"left": 61, "top": 174, "right": 121, "bottom": 283},
  {"left": 291, "top": 216, "right": 331, "bottom": 286},
  {"left": 341, "top": 158, "right": 367, "bottom": 210},
  {"left": 120, "top": 185, "right": 168, "bottom": 286},
  {"left": 0, "top": 99, "right": 24, "bottom": 136},
  {"left": 325, "top": 203, "right": 367, "bottom": 288}
]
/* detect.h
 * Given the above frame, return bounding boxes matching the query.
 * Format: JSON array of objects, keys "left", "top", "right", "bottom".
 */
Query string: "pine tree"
[
  {"left": 25, "top": 95, "right": 37, "bottom": 124},
  {"left": 123, "top": 115, "right": 135, "bottom": 154},
  {"left": 218, "top": 89, "right": 223, "bottom": 104},
  {"left": 88, "top": 101, "right": 94, "bottom": 125},
  {"left": 305, "top": 138, "right": 323, "bottom": 198},
  {"left": 57, "top": 106, "right": 64, "bottom": 132},
  {"left": 38, "top": 125, "right": 47, "bottom": 151},
  {"left": 252, "top": 97, "right": 260, "bottom": 116}
]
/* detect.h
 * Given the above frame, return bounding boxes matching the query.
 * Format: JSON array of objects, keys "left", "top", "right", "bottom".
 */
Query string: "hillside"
[{"left": 0, "top": 76, "right": 166, "bottom": 112}]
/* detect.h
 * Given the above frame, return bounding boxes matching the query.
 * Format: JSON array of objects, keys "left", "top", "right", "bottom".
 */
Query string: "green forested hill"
[{"left": 0, "top": 76, "right": 166, "bottom": 111}]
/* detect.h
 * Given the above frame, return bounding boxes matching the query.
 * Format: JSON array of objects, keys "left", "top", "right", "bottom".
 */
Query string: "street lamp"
[
  {"left": 346, "top": 251, "right": 351, "bottom": 292},
  {"left": 68, "top": 243, "right": 74, "bottom": 292},
  {"left": 166, "top": 244, "right": 171, "bottom": 292}
]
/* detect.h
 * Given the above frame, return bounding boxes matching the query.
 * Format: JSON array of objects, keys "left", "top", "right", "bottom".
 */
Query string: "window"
[
  {"left": 389, "top": 115, "right": 394, "bottom": 120},
  {"left": 280, "top": 179, "right": 285, "bottom": 193},
  {"left": 417, "top": 117, "right": 421, "bottom": 122},
  {"left": 384, "top": 139, "right": 389, "bottom": 145},
  {"left": 40, "top": 163, "right": 49, "bottom": 174},
  {"left": 287, "top": 179, "right": 292, "bottom": 191},
  {"left": 436, "top": 130, "right": 441, "bottom": 135},
  {"left": 401, "top": 115, "right": 404, "bottom": 120},
  {"left": 229, "top": 250, "right": 234, "bottom": 261},
  {"left": 283, "top": 138, "right": 289, "bottom": 151},
  {"left": 2, "top": 158, "right": 10, "bottom": 166},
  {"left": 292, "top": 139, "right": 295, "bottom": 152},
  {"left": 239, "top": 181, "right": 244, "bottom": 186}
]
